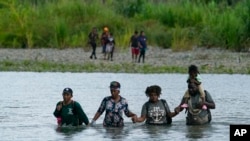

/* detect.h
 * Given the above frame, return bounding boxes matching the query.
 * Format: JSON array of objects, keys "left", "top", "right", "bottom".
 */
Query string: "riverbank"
[{"left": 0, "top": 47, "right": 249, "bottom": 74}]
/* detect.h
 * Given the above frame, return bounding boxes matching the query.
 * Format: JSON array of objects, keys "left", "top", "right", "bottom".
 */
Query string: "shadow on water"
[
  {"left": 52, "top": 122, "right": 228, "bottom": 140},
  {"left": 185, "top": 124, "right": 212, "bottom": 139},
  {"left": 103, "top": 127, "right": 127, "bottom": 139},
  {"left": 55, "top": 126, "right": 87, "bottom": 136},
  {"left": 91, "top": 124, "right": 132, "bottom": 139}
]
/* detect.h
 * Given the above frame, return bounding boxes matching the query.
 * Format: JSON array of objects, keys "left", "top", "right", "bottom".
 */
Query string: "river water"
[{"left": 0, "top": 72, "right": 249, "bottom": 141}]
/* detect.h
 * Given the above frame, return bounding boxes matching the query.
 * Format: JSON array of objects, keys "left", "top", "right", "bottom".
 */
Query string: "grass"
[
  {"left": 0, "top": 0, "right": 250, "bottom": 51},
  {"left": 0, "top": 60, "right": 249, "bottom": 74}
]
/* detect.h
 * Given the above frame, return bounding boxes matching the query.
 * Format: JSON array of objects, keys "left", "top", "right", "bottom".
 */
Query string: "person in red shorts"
[{"left": 130, "top": 30, "right": 140, "bottom": 62}]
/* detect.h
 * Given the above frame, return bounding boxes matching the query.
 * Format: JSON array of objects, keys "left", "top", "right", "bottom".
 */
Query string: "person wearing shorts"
[{"left": 130, "top": 30, "right": 140, "bottom": 62}]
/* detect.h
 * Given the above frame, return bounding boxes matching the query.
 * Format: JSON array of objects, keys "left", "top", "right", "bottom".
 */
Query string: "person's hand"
[
  {"left": 90, "top": 120, "right": 96, "bottom": 126},
  {"left": 131, "top": 115, "right": 137, "bottom": 123},
  {"left": 56, "top": 104, "right": 62, "bottom": 111},
  {"left": 189, "top": 79, "right": 196, "bottom": 83},
  {"left": 196, "top": 101, "right": 205, "bottom": 109},
  {"left": 174, "top": 106, "right": 181, "bottom": 113},
  {"left": 174, "top": 106, "right": 180, "bottom": 114}
]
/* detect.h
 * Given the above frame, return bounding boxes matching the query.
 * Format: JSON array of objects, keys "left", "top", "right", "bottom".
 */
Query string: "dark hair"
[
  {"left": 134, "top": 30, "right": 138, "bottom": 34},
  {"left": 188, "top": 64, "right": 199, "bottom": 74},
  {"left": 145, "top": 85, "right": 161, "bottom": 97}
]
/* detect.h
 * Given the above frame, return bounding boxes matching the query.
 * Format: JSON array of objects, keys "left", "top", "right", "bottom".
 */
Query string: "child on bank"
[{"left": 181, "top": 65, "right": 207, "bottom": 110}]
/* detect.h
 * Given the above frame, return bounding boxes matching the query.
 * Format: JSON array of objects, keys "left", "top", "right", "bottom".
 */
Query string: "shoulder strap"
[
  {"left": 145, "top": 101, "right": 150, "bottom": 118},
  {"left": 204, "top": 90, "right": 212, "bottom": 122},
  {"left": 72, "top": 100, "right": 76, "bottom": 115},
  {"left": 59, "top": 101, "right": 63, "bottom": 106},
  {"left": 160, "top": 99, "right": 172, "bottom": 124}
]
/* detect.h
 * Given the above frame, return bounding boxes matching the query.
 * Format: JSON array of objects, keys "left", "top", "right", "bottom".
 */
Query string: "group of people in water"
[
  {"left": 53, "top": 65, "right": 216, "bottom": 127},
  {"left": 88, "top": 27, "right": 147, "bottom": 63}
]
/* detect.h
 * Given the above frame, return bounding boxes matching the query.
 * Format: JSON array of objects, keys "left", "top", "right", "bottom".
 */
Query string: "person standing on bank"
[
  {"left": 138, "top": 30, "right": 147, "bottom": 63},
  {"left": 53, "top": 88, "right": 89, "bottom": 126},
  {"left": 130, "top": 30, "right": 140, "bottom": 62},
  {"left": 105, "top": 32, "right": 115, "bottom": 61},
  {"left": 175, "top": 82, "right": 216, "bottom": 125},
  {"left": 101, "top": 27, "right": 109, "bottom": 59},
  {"left": 91, "top": 81, "right": 137, "bottom": 127},
  {"left": 132, "top": 85, "right": 178, "bottom": 125},
  {"left": 88, "top": 27, "right": 99, "bottom": 59}
]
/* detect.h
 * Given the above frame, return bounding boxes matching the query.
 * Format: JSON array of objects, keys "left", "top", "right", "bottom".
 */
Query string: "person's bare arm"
[{"left": 132, "top": 115, "right": 146, "bottom": 123}]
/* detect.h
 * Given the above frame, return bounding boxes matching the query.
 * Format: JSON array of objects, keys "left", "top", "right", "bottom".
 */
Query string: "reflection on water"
[
  {"left": 185, "top": 125, "right": 211, "bottom": 139},
  {"left": 56, "top": 126, "right": 87, "bottom": 135},
  {"left": 0, "top": 72, "right": 250, "bottom": 141}
]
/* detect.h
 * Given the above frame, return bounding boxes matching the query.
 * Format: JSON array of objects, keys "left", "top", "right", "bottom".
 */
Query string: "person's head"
[
  {"left": 92, "top": 27, "right": 97, "bottom": 32},
  {"left": 140, "top": 30, "right": 144, "bottom": 36},
  {"left": 145, "top": 85, "right": 161, "bottom": 102},
  {"left": 104, "top": 26, "right": 109, "bottom": 32},
  {"left": 62, "top": 87, "right": 73, "bottom": 102},
  {"left": 188, "top": 65, "right": 199, "bottom": 78},
  {"left": 109, "top": 81, "right": 121, "bottom": 98},
  {"left": 109, "top": 32, "right": 113, "bottom": 36},
  {"left": 134, "top": 30, "right": 138, "bottom": 35},
  {"left": 188, "top": 82, "right": 199, "bottom": 96}
]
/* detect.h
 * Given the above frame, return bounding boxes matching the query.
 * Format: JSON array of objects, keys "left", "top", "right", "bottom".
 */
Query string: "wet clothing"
[
  {"left": 141, "top": 99, "right": 171, "bottom": 125},
  {"left": 186, "top": 90, "right": 214, "bottom": 125},
  {"left": 53, "top": 101, "right": 89, "bottom": 126},
  {"left": 96, "top": 96, "right": 131, "bottom": 127}
]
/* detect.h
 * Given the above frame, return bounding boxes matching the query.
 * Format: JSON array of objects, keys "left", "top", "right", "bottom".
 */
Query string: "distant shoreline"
[{"left": 0, "top": 47, "right": 249, "bottom": 74}]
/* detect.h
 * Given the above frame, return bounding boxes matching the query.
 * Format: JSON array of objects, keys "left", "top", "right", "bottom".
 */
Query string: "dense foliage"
[{"left": 0, "top": 0, "right": 249, "bottom": 51}]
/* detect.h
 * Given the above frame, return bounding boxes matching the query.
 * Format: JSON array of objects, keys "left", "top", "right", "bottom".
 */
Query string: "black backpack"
[{"left": 145, "top": 99, "right": 172, "bottom": 124}]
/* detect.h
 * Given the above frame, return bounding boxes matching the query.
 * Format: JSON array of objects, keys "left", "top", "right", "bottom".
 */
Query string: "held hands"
[
  {"left": 131, "top": 115, "right": 138, "bottom": 123},
  {"left": 90, "top": 120, "right": 96, "bottom": 126},
  {"left": 174, "top": 106, "right": 181, "bottom": 113},
  {"left": 196, "top": 101, "right": 206, "bottom": 109}
]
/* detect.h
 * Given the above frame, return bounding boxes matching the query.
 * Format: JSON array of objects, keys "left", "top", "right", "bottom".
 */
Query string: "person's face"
[
  {"left": 188, "top": 83, "right": 198, "bottom": 96},
  {"left": 110, "top": 89, "right": 120, "bottom": 99},
  {"left": 148, "top": 92, "right": 159, "bottom": 102},
  {"left": 189, "top": 71, "right": 197, "bottom": 78},
  {"left": 62, "top": 93, "right": 72, "bottom": 102}
]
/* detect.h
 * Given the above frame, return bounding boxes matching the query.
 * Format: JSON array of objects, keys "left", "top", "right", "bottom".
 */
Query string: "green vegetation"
[
  {"left": 0, "top": 0, "right": 249, "bottom": 51},
  {"left": 0, "top": 60, "right": 249, "bottom": 74}
]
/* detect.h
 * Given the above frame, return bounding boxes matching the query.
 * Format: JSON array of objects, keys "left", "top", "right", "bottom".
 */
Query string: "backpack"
[
  {"left": 186, "top": 91, "right": 211, "bottom": 125},
  {"left": 59, "top": 101, "right": 83, "bottom": 126},
  {"left": 145, "top": 99, "right": 172, "bottom": 125}
]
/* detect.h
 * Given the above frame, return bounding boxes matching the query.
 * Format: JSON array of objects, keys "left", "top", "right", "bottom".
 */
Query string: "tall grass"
[{"left": 0, "top": 0, "right": 249, "bottom": 51}]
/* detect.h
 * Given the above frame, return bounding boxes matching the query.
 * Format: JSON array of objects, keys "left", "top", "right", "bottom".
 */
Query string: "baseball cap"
[
  {"left": 110, "top": 81, "right": 120, "bottom": 90},
  {"left": 62, "top": 87, "right": 73, "bottom": 95}
]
